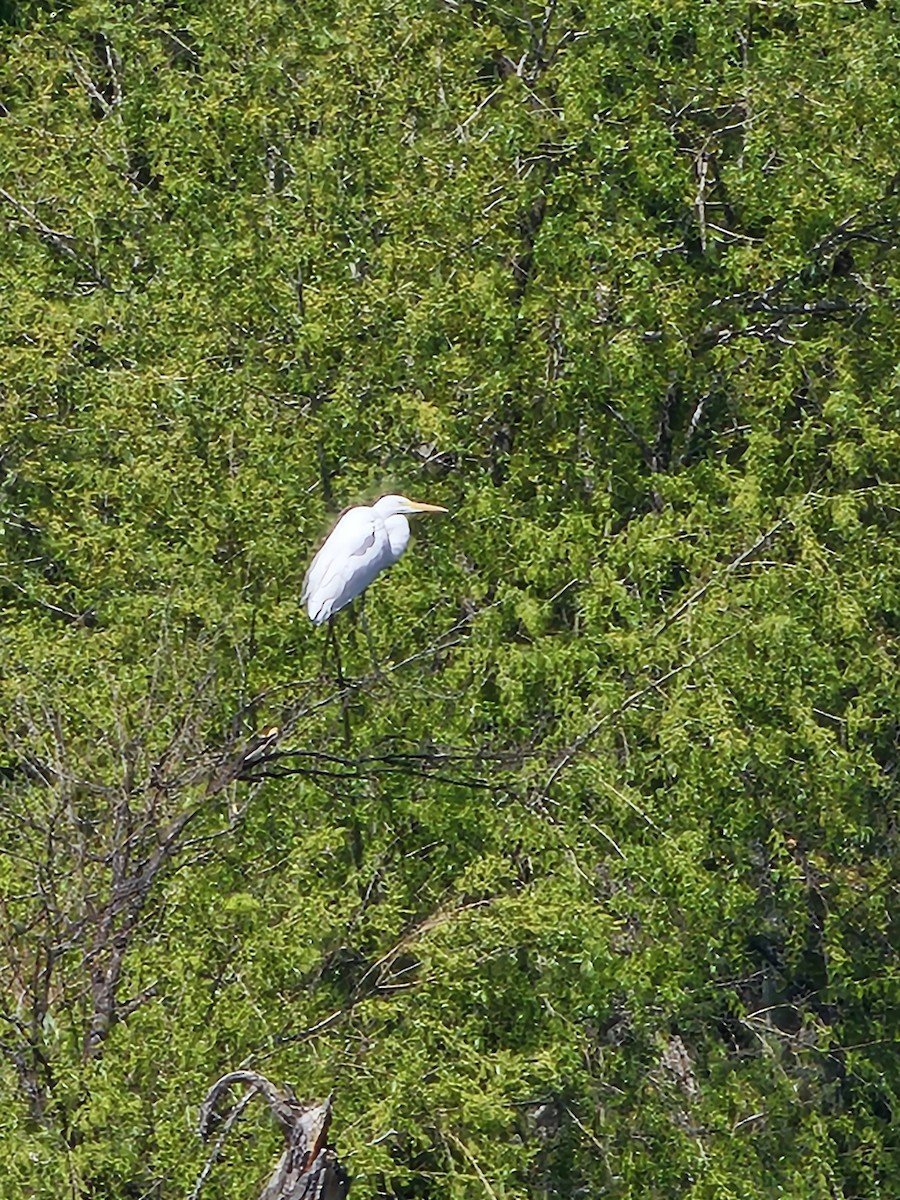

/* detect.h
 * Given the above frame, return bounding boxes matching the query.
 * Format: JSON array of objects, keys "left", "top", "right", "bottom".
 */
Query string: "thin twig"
[
  {"left": 444, "top": 1130, "right": 499, "bottom": 1200},
  {"left": 544, "top": 635, "right": 737, "bottom": 793},
  {"left": 188, "top": 1085, "right": 257, "bottom": 1200},
  {"left": 0, "top": 187, "right": 107, "bottom": 284},
  {"left": 653, "top": 501, "right": 806, "bottom": 637}
]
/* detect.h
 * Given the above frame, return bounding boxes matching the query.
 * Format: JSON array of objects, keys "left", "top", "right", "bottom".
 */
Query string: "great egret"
[{"left": 302, "top": 494, "right": 448, "bottom": 625}]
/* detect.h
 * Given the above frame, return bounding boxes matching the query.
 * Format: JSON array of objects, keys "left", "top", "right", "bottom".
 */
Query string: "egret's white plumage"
[{"left": 302, "top": 494, "right": 447, "bottom": 624}]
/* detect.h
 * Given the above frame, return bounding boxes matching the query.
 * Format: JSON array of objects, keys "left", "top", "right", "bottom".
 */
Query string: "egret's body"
[{"left": 302, "top": 494, "right": 447, "bottom": 625}]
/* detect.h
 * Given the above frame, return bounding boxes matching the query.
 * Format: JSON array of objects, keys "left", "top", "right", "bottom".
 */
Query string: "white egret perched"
[{"left": 302, "top": 494, "right": 448, "bottom": 625}]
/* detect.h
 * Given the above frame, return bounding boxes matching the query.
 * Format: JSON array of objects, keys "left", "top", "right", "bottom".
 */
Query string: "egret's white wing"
[{"left": 302, "top": 507, "right": 395, "bottom": 624}]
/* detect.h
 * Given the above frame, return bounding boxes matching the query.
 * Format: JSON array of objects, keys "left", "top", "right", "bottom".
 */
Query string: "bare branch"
[
  {"left": 0, "top": 187, "right": 107, "bottom": 286},
  {"left": 543, "top": 635, "right": 738, "bottom": 794},
  {"left": 199, "top": 1071, "right": 298, "bottom": 1138},
  {"left": 195, "top": 1078, "right": 348, "bottom": 1200},
  {"left": 189, "top": 1084, "right": 258, "bottom": 1200},
  {"left": 653, "top": 510, "right": 797, "bottom": 636}
]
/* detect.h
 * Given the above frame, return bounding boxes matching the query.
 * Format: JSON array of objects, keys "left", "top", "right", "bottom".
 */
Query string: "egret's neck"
[{"left": 383, "top": 514, "right": 411, "bottom": 560}]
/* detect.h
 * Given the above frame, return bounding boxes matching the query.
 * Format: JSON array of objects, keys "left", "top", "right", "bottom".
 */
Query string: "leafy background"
[{"left": 1, "top": 0, "right": 898, "bottom": 1196}]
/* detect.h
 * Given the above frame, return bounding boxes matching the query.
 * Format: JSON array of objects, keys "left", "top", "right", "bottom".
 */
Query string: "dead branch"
[
  {"left": 190, "top": 1082, "right": 259, "bottom": 1200},
  {"left": 0, "top": 187, "right": 107, "bottom": 286},
  {"left": 195, "top": 1075, "right": 349, "bottom": 1200}
]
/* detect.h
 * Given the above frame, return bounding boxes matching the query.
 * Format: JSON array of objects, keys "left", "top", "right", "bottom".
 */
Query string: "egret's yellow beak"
[{"left": 409, "top": 500, "right": 448, "bottom": 513}]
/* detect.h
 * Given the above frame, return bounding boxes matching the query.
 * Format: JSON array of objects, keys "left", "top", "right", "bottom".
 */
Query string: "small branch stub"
[{"left": 196, "top": 1072, "right": 349, "bottom": 1200}]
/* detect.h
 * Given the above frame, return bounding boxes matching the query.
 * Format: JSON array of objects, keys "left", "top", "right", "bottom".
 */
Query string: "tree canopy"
[{"left": 1, "top": 1, "right": 898, "bottom": 1197}]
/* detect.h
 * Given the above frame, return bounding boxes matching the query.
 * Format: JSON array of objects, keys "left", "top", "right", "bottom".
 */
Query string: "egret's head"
[{"left": 373, "top": 494, "right": 448, "bottom": 518}]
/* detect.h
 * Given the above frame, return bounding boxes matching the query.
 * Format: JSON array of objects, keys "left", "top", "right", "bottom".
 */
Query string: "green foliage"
[{"left": 1, "top": 0, "right": 899, "bottom": 1197}]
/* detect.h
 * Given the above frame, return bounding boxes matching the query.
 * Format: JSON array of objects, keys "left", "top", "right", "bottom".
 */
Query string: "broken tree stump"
[{"left": 195, "top": 1070, "right": 350, "bottom": 1200}]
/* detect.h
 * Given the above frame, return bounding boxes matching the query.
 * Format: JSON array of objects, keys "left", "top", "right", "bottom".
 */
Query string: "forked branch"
[{"left": 195, "top": 1074, "right": 349, "bottom": 1200}]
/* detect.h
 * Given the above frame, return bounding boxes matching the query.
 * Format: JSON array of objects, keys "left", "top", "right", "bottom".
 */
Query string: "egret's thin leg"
[
  {"left": 320, "top": 624, "right": 335, "bottom": 677},
  {"left": 358, "top": 592, "right": 381, "bottom": 675},
  {"left": 327, "top": 617, "right": 346, "bottom": 687},
  {"left": 328, "top": 617, "right": 352, "bottom": 747}
]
